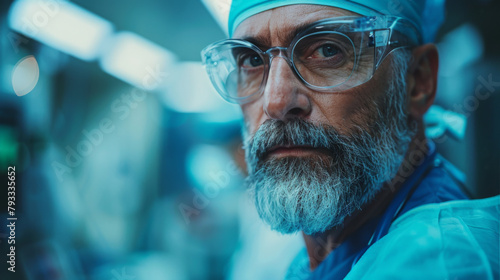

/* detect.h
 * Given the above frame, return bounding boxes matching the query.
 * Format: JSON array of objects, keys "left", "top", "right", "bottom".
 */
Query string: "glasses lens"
[
  {"left": 206, "top": 43, "right": 265, "bottom": 102},
  {"left": 293, "top": 31, "right": 359, "bottom": 89}
]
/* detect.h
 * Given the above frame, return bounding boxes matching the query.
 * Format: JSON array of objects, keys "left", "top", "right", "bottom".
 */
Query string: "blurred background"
[{"left": 0, "top": 0, "right": 498, "bottom": 279}]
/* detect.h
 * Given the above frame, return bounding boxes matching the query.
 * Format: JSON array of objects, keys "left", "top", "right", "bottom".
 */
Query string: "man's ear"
[{"left": 407, "top": 44, "right": 439, "bottom": 120}]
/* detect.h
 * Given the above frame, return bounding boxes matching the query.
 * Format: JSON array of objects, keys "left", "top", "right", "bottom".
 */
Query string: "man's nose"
[{"left": 262, "top": 57, "right": 311, "bottom": 120}]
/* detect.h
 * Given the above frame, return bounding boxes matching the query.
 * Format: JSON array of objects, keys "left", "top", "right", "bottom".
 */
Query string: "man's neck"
[
  {"left": 303, "top": 135, "right": 429, "bottom": 270},
  {"left": 302, "top": 185, "right": 398, "bottom": 270}
]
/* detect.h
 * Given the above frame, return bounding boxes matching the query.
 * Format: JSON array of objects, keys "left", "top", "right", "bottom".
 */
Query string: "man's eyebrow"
[{"left": 240, "top": 21, "right": 315, "bottom": 49}]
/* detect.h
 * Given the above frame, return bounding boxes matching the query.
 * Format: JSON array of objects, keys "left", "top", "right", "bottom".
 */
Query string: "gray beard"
[{"left": 243, "top": 51, "right": 416, "bottom": 235}]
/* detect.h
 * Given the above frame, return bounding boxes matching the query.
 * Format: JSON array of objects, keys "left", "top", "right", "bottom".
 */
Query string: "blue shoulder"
[{"left": 345, "top": 196, "right": 500, "bottom": 280}]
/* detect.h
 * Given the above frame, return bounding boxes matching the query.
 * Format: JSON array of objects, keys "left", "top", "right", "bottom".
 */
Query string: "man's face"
[
  {"left": 234, "top": 5, "right": 416, "bottom": 234},
  {"left": 234, "top": 5, "right": 389, "bottom": 136}
]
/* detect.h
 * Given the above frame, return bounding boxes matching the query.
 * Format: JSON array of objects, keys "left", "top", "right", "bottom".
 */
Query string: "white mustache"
[{"left": 245, "top": 118, "right": 350, "bottom": 164}]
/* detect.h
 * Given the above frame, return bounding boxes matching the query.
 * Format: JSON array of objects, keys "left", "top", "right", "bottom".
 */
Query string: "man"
[{"left": 202, "top": 0, "right": 499, "bottom": 279}]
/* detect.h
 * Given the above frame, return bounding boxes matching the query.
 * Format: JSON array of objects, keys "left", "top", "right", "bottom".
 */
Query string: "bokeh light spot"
[{"left": 12, "top": 55, "right": 40, "bottom": 97}]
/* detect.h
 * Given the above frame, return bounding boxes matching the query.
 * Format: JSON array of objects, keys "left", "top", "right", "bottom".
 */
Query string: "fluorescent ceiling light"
[
  {"left": 160, "top": 61, "right": 240, "bottom": 116},
  {"left": 8, "top": 0, "right": 113, "bottom": 61},
  {"left": 201, "top": 0, "right": 231, "bottom": 35},
  {"left": 99, "top": 31, "right": 176, "bottom": 90}
]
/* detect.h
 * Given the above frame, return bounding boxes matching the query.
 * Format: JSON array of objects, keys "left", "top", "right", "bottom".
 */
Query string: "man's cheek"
[
  {"left": 241, "top": 102, "right": 267, "bottom": 132},
  {"left": 241, "top": 120, "right": 254, "bottom": 143},
  {"left": 242, "top": 119, "right": 260, "bottom": 140}
]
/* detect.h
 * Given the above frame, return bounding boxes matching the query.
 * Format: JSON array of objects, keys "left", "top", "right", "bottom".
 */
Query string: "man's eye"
[
  {"left": 241, "top": 54, "right": 263, "bottom": 68},
  {"left": 313, "top": 44, "right": 340, "bottom": 58}
]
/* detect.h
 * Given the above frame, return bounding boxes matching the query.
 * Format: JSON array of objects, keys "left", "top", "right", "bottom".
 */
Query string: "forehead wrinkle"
[
  {"left": 267, "top": 9, "right": 310, "bottom": 46},
  {"left": 235, "top": 6, "right": 360, "bottom": 48},
  {"left": 243, "top": 22, "right": 315, "bottom": 49},
  {"left": 276, "top": 22, "right": 314, "bottom": 47}
]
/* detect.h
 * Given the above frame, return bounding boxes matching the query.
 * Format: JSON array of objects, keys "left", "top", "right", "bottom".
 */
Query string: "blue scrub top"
[{"left": 285, "top": 142, "right": 499, "bottom": 279}]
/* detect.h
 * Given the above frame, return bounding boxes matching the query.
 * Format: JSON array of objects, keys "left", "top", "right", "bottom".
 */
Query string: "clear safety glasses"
[{"left": 201, "top": 16, "right": 421, "bottom": 104}]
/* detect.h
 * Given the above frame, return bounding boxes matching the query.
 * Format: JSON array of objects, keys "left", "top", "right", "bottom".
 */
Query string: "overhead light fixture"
[
  {"left": 200, "top": 0, "right": 231, "bottom": 35},
  {"left": 159, "top": 61, "right": 241, "bottom": 121},
  {"left": 99, "top": 31, "right": 177, "bottom": 90},
  {"left": 8, "top": 0, "right": 113, "bottom": 61}
]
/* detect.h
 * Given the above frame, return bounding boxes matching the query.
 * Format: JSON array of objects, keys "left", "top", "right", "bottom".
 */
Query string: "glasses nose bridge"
[{"left": 265, "top": 46, "right": 291, "bottom": 64}]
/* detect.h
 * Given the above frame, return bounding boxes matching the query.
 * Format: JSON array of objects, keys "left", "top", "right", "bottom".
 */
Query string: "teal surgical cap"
[{"left": 217, "top": 0, "right": 446, "bottom": 43}]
